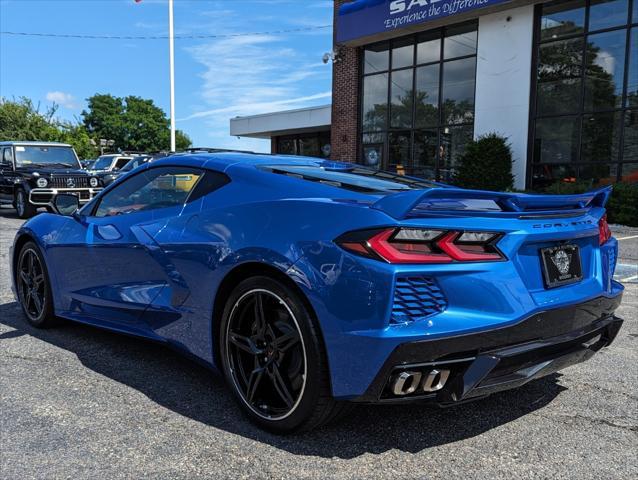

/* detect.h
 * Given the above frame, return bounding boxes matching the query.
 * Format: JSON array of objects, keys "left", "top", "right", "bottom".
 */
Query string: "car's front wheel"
[
  {"left": 16, "top": 241, "right": 57, "bottom": 328},
  {"left": 15, "top": 189, "right": 37, "bottom": 219},
  {"left": 219, "top": 276, "right": 348, "bottom": 433}
]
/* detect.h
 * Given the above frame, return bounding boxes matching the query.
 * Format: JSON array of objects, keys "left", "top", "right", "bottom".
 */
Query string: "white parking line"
[
  {"left": 621, "top": 275, "right": 638, "bottom": 282},
  {"left": 617, "top": 235, "right": 638, "bottom": 241}
]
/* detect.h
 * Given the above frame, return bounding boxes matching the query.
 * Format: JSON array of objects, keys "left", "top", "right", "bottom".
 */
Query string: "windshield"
[
  {"left": 260, "top": 165, "right": 436, "bottom": 193},
  {"left": 14, "top": 146, "right": 80, "bottom": 168},
  {"left": 92, "top": 156, "right": 116, "bottom": 170},
  {"left": 121, "top": 156, "right": 150, "bottom": 172}
]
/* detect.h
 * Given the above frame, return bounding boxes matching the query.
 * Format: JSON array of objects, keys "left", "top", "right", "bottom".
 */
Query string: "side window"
[
  {"left": 94, "top": 167, "right": 204, "bottom": 217},
  {"left": 2, "top": 148, "right": 13, "bottom": 165},
  {"left": 115, "top": 158, "right": 130, "bottom": 170}
]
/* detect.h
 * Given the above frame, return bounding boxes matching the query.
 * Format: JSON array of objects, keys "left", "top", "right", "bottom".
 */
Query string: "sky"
[{"left": 0, "top": 0, "right": 334, "bottom": 152}]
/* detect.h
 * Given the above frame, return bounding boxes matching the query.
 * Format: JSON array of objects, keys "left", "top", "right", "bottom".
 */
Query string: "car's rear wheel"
[
  {"left": 16, "top": 242, "right": 57, "bottom": 328},
  {"left": 219, "top": 276, "right": 349, "bottom": 433},
  {"left": 15, "top": 189, "right": 37, "bottom": 219}
]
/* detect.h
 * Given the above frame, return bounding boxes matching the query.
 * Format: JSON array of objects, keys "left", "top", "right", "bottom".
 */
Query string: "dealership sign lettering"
[{"left": 337, "top": 0, "right": 513, "bottom": 43}]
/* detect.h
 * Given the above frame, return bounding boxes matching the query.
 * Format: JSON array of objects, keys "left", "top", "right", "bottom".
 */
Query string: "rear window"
[{"left": 260, "top": 164, "right": 436, "bottom": 193}]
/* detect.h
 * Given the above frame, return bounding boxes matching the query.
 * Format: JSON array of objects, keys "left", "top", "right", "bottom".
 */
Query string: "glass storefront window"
[
  {"left": 589, "top": 0, "right": 629, "bottom": 32},
  {"left": 540, "top": 0, "right": 585, "bottom": 40},
  {"left": 275, "top": 132, "right": 331, "bottom": 158},
  {"left": 392, "top": 37, "right": 414, "bottom": 69},
  {"left": 531, "top": 0, "right": 637, "bottom": 188},
  {"left": 363, "top": 43, "right": 389, "bottom": 74},
  {"left": 390, "top": 69, "right": 414, "bottom": 128},
  {"left": 444, "top": 24, "right": 477, "bottom": 59},
  {"left": 537, "top": 37, "right": 583, "bottom": 115},
  {"left": 624, "top": 110, "right": 637, "bottom": 162},
  {"left": 362, "top": 73, "right": 388, "bottom": 131},
  {"left": 442, "top": 57, "right": 476, "bottom": 125},
  {"left": 627, "top": 28, "right": 637, "bottom": 107},
  {"left": 583, "top": 30, "right": 626, "bottom": 111},
  {"left": 415, "top": 64, "right": 440, "bottom": 128},
  {"left": 580, "top": 111, "right": 622, "bottom": 163},
  {"left": 359, "top": 21, "right": 477, "bottom": 181},
  {"left": 417, "top": 32, "right": 441, "bottom": 64}
]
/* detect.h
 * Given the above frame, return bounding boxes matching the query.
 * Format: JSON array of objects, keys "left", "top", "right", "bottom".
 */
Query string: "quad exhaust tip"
[{"left": 391, "top": 369, "right": 451, "bottom": 396}]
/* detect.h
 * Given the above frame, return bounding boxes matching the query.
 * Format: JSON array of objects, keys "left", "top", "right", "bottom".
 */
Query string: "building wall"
[
  {"left": 474, "top": 5, "right": 535, "bottom": 190},
  {"left": 331, "top": 0, "right": 360, "bottom": 163}
]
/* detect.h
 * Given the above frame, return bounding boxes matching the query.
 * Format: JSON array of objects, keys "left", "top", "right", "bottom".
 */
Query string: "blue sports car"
[{"left": 10, "top": 153, "right": 624, "bottom": 433}]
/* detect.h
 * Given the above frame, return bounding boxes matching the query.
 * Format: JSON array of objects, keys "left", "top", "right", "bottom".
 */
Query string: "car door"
[
  {"left": 0, "top": 147, "right": 15, "bottom": 203},
  {"left": 47, "top": 165, "right": 206, "bottom": 334}
]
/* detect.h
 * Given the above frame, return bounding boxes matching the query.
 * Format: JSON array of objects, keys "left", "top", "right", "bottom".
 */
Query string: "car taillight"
[
  {"left": 336, "top": 228, "right": 504, "bottom": 264},
  {"left": 599, "top": 214, "right": 612, "bottom": 245}
]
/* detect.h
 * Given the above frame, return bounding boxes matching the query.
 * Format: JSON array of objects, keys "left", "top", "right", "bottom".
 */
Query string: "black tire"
[
  {"left": 15, "top": 242, "right": 57, "bottom": 328},
  {"left": 15, "top": 189, "right": 37, "bottom": 219},
  {"left": 219, "top": 276, "right": 349, "bottom": 433}
]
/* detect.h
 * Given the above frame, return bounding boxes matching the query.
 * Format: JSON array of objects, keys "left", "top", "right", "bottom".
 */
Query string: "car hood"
[{"left": 14, "top": 167, "right": 90, "bottom": 176}]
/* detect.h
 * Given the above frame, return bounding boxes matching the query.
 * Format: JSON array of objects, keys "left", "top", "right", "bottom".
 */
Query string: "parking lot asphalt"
[{"left": 0, "top": 206, "right": 636, "bottom": 480}]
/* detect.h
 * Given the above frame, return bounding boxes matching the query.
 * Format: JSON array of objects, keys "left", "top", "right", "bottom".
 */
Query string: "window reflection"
[
  {"left": 362, "top": 73, "right": 389, "bottom": 131},
  {"left": 580, "top": 112, "right": 622, "bottom": 163},
  {"left": 390, "top": 69, "right": 414, "bottom": 128},
  {"left": 442, "top": 57, "right": 476, "bottom": 125},
  {"left": 415, "top": 64, "right": 440, "bottom": 128},
  {"left": 589, "top": 0, "right": 628, "bottom": 32},
  {"left": 541, "top": 0, "right": 585, "bottom": 40},
  {"left": 537, "top": 38, "right": 583, "bottom": 115},
  {"left": 364, "top": 43, "right": 389, "bottom": 74},
  {"left": 392, "top": 38, "right": 414, "bottom": 69},
  {"left": 627, "top": 28, "right": 637, "bottom": 107},
  {"left": 360, "top": 22, "right": 477, "bottom": 181},
  {"left": 584, "top": 30, "right": 626, "bottom": 111},
  {"left": 533, "top": 0, "right": 635, "bottom": 188}
]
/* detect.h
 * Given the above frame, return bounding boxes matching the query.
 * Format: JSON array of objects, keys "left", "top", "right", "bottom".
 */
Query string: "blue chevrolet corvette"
[{"left": 10, "top": 153, "right": 624, "bottom": 432}]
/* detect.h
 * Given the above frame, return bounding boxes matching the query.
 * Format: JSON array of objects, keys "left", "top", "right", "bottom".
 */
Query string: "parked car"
[
  {"left": 100, "top": 152, "right": 171, "bottom": 186},
  {"left": 10, "top": 153, "right": 624, "bottom": 432},
  {"left": 0, "top": 141, "right": 102, "bottom": 218},
  {"left": 81, "top": 159, "right": 97, "bottom": 169},
  {"left": 90, "top": 154, "right": 136, "bottom": 174}
]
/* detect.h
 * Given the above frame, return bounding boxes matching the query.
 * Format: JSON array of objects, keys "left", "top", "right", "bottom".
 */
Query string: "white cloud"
[
  {"left": 45, "top": 91, "right": 79, "bottom": 109},
  {"left": 182, "top": 30, "right": 331, "bottom": 150}
]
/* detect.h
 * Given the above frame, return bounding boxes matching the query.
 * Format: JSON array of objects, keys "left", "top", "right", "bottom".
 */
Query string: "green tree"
[
  {"left": 0, "top": 97, "right": 98, "bottom": 159},
  {"left": 82, "top": 94, "right": 191, "bottom": 152}
]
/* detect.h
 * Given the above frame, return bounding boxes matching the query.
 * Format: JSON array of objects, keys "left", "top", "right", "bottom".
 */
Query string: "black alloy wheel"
[
  {"left": 16, "top": 242, "right": 56, "bottom": 327},
  {"left": 220, "top": 276, "right": 349, "bottom": 433},
  {"left": 226, "top": 288, "right": 307, "bottom": 420}
]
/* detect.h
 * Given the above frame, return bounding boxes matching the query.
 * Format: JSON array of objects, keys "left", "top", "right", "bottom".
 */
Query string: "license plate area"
[{"left": 540, "top": 244, "right": 583, "bottom": 289}]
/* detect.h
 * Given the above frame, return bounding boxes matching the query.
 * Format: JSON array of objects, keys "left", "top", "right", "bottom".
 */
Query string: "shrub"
[
  {"left": 541, "top": 180, "right": 592, "bottom": 195},
  {"left": 607, "top": 183, "right": 638, "bottom": 227},
  {"left": 539, "top": 181, "right": 637, "bottom": 227},
  {"left": 454, "top": 133, "right": 514, "bottom": 191}
]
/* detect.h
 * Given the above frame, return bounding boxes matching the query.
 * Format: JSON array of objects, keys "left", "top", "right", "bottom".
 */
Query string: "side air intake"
[{"left": 391, "top": 276, "right": 447, "bottom": 325}]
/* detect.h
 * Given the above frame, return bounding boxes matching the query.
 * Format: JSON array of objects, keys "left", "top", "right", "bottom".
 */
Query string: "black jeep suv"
[{"left": 0, "top": 141, "right": 102, "bottom": 218}]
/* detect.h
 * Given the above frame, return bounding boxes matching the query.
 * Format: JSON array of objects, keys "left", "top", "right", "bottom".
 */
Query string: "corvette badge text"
[{"left": 387, "top": 0, "right": 491, "bottom": 29}]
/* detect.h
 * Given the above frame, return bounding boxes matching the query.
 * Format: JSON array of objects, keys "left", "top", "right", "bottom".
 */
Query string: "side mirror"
[{"left": 53, "top": 194, "right": 80, "bottom": 216}]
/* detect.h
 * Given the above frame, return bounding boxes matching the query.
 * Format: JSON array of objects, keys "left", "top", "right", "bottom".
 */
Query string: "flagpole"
[{"left": 168, "top": 0, "right": 176, "bottom": 152}]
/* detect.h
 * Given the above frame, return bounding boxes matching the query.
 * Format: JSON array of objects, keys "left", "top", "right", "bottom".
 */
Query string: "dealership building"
[{"left": 230, "top": 0, "right": 637, "bottom": 190}]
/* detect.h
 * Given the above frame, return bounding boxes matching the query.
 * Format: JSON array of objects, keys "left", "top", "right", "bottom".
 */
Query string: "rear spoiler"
[{"left": 371, "top": 186, "right": 612, "bottom": 219}]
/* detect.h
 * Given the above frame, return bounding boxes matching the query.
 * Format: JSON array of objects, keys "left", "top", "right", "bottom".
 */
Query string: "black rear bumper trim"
[{"left": 353, "top": 294, "right": 623, "bottom": 404}]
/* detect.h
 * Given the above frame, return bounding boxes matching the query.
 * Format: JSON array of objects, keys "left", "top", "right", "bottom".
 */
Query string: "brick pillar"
[
  {"left": 331, "top": 0, "right": 360, "bottom": 164},
  {"left": 270, "top": 137, "right": 277, "bottom": 154}
]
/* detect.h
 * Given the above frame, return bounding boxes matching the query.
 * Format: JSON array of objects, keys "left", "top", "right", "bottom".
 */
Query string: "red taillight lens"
[
  {"left": 599, "top": 214, "right": 612, "bottom": 245},
  {"left": 337, "top": 228, "right": 504, "bottom": 264}
]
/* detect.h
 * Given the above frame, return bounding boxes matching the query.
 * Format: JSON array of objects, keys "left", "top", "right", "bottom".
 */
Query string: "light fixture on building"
[{"left": 322, "top": 48, "right": 342, "bottom": 64}]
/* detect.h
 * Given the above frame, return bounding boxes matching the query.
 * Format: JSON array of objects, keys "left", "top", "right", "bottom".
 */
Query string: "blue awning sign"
[{"left": 337, "top": 0, "right": 513, "bottom": 43}]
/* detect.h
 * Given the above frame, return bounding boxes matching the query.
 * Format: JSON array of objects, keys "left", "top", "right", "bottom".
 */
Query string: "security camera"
[{"left": 322, "top": 52, "right": 332, "bottom": 64}]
